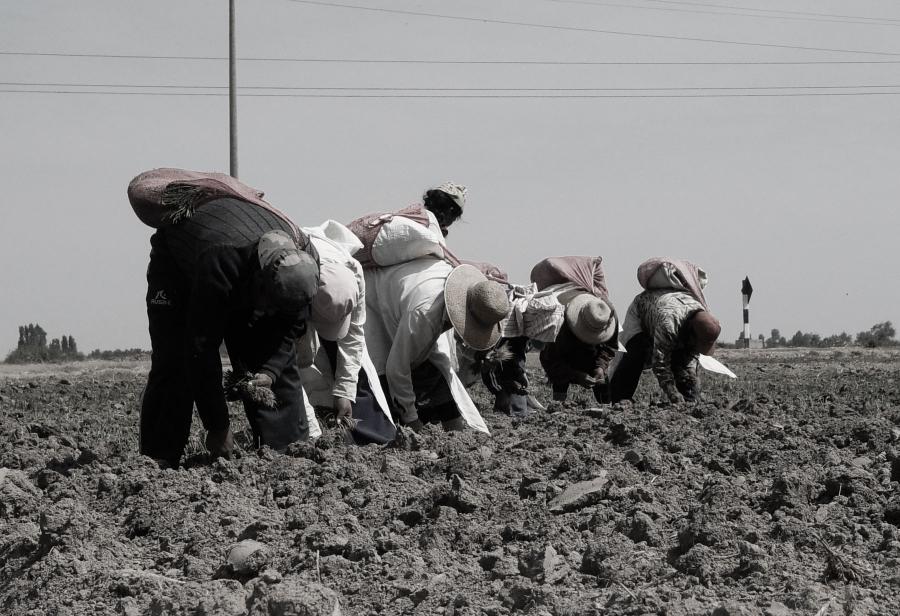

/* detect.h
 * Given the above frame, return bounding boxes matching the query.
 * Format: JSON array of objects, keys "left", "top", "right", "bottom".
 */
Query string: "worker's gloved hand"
[
  {"left": 250, "top": 373, "right": 273, "bottom": 389},
  {"left": 333, "top": 397, "right": 353, "bottom": 422},
  {"left": 205, "top": 427, "right": 234, "bottom": 459}
]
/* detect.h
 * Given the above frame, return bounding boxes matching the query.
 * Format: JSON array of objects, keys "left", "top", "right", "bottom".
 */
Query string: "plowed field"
[{"left": 2, "top": 349, "right": 899, "bottom": 615}]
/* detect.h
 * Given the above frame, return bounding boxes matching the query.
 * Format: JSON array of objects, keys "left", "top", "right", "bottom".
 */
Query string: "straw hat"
[
  {"left": 565, "top": 294, "right": 616, "bottom": 345},
  {"left": 444, "top": 265, "right": 510, "bottom": 351},
  {"left": 311, "top": 262, "right": 358, "bottom": 341}
]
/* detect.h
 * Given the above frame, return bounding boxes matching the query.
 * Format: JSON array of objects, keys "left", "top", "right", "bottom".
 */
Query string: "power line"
[
  {"left": 2, "top": 88, "right": 899, "bottom": 99},
  {"left": 638, "top": 0, "right": 900, "bottom": 24},
  {"left": 285, "top": 0, "right": 900, "bottom": 57},
  {"left": 543, "top": 0, "right": 900, "bottom": 28},
  {"left": 5, "top": 81, "right": 900, "bottom": 92},
  {"left": 3, "top": 51, "right": 900, "bottom": 65}
]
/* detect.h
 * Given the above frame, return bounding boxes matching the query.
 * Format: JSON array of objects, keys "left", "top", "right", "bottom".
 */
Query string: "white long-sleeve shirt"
[
  {"left": 296, "top": 222, "right": 366, "bottom": 404},
  {"left": 363, "top": 258, "right": 454, "bottom": 423}
]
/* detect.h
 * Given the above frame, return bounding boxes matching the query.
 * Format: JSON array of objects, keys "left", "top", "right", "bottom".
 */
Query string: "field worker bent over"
[
  {"left": 296, "top": 221, "right": 397, "bottom": 444},
  {"left": 296, "top": 221, "right": 366, "bottom": 423},
  {"left": 140, "top": 196, "right": 319, "bottom": 466},
  {"left": 540, "top": 292, "right": 618, "bottom": 408},
  {"left": 609, "top": 258, "right": 721, "bottom": 404},
  {"left": 466, "top": 271, "right": 565, "bottom": 420},
  {"left": 365, "top": 260, "right": 510, "bottom": 431},
  {"left": 528, "top": 256, "right": 620, "bottom": 409}
]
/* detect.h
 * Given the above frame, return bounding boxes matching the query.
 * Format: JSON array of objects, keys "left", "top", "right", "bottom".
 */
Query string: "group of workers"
[{"left": 129, "top": 170, "right": 721, "bottom": 467}]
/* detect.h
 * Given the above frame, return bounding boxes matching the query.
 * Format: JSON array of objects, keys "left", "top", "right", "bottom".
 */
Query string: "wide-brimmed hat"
[
  {"left": 444, "top": 264, "right": 510, "bottom": 351},
  {"left": 311, "top": 262, "right": 358, "bottom": 341},
  {"left": 565, "top": 293, "right": 616, "bottom": 345},
  {"left": 434, "top": 182, "right": 467, "bottom": 211}
]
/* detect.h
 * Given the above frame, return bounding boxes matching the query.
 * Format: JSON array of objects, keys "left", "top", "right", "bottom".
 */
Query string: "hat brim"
[
  {"left": 444, "top": 264, "right": 502, "bottom": 351},
  {"left": 565, "top": 294, "right": 616, "bottom": 345},
  {"left": 313, "top": 314, "right": 351, "bottom": 342}
]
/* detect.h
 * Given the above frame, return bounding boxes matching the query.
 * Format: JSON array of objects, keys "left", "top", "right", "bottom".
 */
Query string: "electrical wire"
[
  {"left": 284, "top": 0, "right": 900, "bottom": 57},
  {"left": 2, "top": 89, "right": 899, "bottom": 99},
  {"left": 4, "top": 81, "right": 900, "bottom": 92},
  {"left": 542, "top": 0, "right": 900, "bottom": 28},
  {"left": 637, "top": 0, "right": 900, "bottom": 24},
  {"left": 3, "top": 51, "right": 900, "bottom": 65}
]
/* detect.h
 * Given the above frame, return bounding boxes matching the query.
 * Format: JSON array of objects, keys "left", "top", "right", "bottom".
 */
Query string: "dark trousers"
[
  {"left": 379, "top": 361, "right": 460, "bottom": 424},
  {"left": 319, "top": 340, "right": 397, "bottom": 445},
  {"left": 228, "top": 349, "right": 308, "bottom": 451},
  {"left": 608, "top": 332, "right": 699, "bottom": 403},
  {"left": 485, "top": 337, "right": 529, "bottom": 418},
  {"left": 608, "top": 333, "right": 651, "bottom": 403},
  {"left": 140, "top": 249, "right": 307, "bottom": 464}
]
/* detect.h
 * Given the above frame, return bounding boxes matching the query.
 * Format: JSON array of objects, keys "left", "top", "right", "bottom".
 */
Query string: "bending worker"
[
  {"left": 136, "top": 170, "right": 319, "bottom": 466},
  {"left": 609, "top": 257, "right": 721, "bottom": 404}
]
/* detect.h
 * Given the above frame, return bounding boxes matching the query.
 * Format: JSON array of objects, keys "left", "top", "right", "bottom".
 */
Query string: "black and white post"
[{"left": 741, "top": 276, "right": 753, "bottom": 348}]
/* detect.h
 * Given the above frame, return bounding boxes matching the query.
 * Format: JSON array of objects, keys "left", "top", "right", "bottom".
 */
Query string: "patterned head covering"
[{"left": 434, "top": 182, "right": 467, "bottom": 211}]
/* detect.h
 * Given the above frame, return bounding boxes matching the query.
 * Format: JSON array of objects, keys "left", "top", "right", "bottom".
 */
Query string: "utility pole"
[{"left": 229, "top": 0, "right": 238, "bottom": 178}]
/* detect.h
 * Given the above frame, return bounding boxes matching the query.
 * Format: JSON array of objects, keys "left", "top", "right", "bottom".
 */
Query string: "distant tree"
[
  {"left": 856, "top": 321, "right": 897, "bottom": 348},
  {"left": 766, "top": 328, "right": 786, "bottom": 348},
  {"left": 821, "top": 332, "right": 852, "bottom": 347},
  {"left": 5, "top": 325, "right": 85, "bottom": 363},
  {"left": 86, "top": 348, "right": 149, "bottom": 361}
]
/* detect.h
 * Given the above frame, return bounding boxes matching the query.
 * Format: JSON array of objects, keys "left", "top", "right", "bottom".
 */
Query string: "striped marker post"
[{"left": 741, "top": 277, "right": 753, "bottom": 348}]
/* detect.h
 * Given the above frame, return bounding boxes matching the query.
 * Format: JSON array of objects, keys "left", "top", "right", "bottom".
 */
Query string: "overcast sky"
[{"left": 1, "top": 0, "right": 898, "bottom": 355}]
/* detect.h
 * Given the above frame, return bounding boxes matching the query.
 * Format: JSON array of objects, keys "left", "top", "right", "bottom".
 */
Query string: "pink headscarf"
[
  {"left": 637, "top": 257, "right": 709, "bottom": 309},
  {"left": 530, "top": 256, "right": 609, "bottom": 300}
]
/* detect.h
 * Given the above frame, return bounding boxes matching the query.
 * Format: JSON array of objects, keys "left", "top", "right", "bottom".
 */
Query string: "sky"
[{"left": 1, "top": 0, "right": 899, "bottom": 355}]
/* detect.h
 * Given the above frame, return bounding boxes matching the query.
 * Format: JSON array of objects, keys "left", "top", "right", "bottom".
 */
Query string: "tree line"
[
  {"left": 3, "top": 321, "right": 896, "bottom": 364},
  {"left": 5, "top": 324, "right": 84, "bottom": 363},
  {"left": 4, "top": 324, "right": 148, "bottom": 364},
  {"left": 763, "top": 321, "right": 896, "bottom": 349}
]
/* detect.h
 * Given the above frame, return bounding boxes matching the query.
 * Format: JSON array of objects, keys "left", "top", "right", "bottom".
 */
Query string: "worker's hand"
[
  {"left": 250, "top": 373, "right": 273, "bottom": 389},
  {"left": 205, "top": 427, "right": 234, "bottom": 459},
  {"left": 572, "top": 371, "right": 597, "bottom": 388},
  {"left": 666, "top": 390, "right": 685, "bottom": 404},
  {"left": 403, "top": 419, "right": 425, "bottom": 433},
  {"left": 333, "top": 397, "right": 353, "bottom": 422},
  {"left": 545, "top": 400, "right": 563, "bottom": 414}
]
